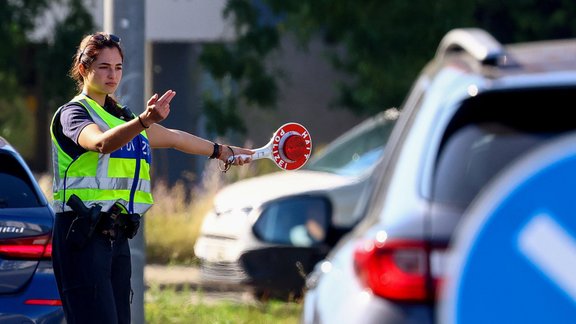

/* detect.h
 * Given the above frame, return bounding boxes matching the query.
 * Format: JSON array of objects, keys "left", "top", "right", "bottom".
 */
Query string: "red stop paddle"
[{"left": 230, "top": 122, "right": 312, "bottom": 170}]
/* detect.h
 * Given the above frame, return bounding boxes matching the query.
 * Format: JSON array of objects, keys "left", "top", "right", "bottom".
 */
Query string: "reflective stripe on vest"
[{"left": 50, "top": 94, "right": 153, "bottom": 214}]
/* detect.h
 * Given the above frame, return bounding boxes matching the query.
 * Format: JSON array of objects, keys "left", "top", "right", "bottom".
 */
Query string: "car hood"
[{"left": 213, "top": 170, "right": 358, "bottom": 212}]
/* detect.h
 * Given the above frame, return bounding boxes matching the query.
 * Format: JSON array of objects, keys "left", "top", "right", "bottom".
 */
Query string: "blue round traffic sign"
[{"left": 440, "top": 133, "right": 576, "bottom": 324}]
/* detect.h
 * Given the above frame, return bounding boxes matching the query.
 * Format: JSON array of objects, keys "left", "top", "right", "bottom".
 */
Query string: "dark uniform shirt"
[
  {"left": 55, "top": 105, "right": 92, "bottom": 158},
  {"left": 53, "top": 100, "right": 132, "bottom": 159}
]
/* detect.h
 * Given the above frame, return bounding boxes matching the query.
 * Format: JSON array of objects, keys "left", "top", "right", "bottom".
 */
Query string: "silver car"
[{"left": 302, "top": 28, "right": 576, "bottom": 323}]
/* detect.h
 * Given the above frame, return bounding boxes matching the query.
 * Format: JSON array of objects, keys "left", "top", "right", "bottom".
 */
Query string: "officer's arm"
[
  {"left": 146, "top": 124, "right": 254, "bottom": 163},
  {"left": 147, "top": 124, "right": 213, "bottom": 155},
  {"left": 78, "top": 90, "right": 175, "bottom": 154},
  {"left": 77, "top": 120, "right": 148, "bottom": 154}
]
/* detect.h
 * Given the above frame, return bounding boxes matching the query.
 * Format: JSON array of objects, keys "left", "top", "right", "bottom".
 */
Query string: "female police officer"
[{"left": 50, "top": 32, "right": 253, "bottom": 324}]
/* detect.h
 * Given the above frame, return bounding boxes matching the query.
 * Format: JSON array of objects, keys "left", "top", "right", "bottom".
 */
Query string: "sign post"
[{"left": 104, "top": 1, "right": 146, "bottom": 323}]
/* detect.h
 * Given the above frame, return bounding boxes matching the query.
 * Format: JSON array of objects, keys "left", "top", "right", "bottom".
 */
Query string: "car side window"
[
  {"left": 0, "top": 154, "right": 41, "bottom": 208},
  {"left": 253, "top": 197, "right": 330, "bottom": 247}
]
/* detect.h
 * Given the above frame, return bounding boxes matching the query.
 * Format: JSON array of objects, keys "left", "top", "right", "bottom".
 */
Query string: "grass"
[
  {"left": 145, "top": 285, "right": 302, "bottom": 324},
  {"left": 144, "top": 179, "right": 212, "bottom": 265}
]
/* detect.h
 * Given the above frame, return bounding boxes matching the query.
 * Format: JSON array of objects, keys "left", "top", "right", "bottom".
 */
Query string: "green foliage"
[
  {"left": 199, "top": 1, "right": 280, "bottom": 135},
  {"left": 474, "top": 0, "right": 576, "bottom": 42},
  {"left": 199, "top": 0, "right": 576, "bottom": 133},
  {"left": 0, "top": 97, "right": 35, "bottom": 157},
  {"left": 0, "top": 0, "right": 49, "bottom": 98},
  {"left": 0, "top": 0, "right": 94, "bottom": 162},
  {"left": 0, "top": 0, "right": 49, "bottom": 156},
  {"left": 289, "top": 0, "right": 475, "bottom": 114},
  {"left": 0, "top": 0, "right": 49, "bottom": 145},
  {"left": 38, "top": 0, "right": 96, "bottom": 110}
]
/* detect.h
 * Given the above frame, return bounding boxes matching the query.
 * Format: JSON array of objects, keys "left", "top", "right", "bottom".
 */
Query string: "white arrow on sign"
[{"left": 518, "top": 213, "right": 576, "bottom": 303}]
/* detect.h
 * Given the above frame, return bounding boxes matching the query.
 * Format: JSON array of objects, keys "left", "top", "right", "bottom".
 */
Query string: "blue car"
[{"left": 0, "top": 137, "right": 64, "bottom": 323}]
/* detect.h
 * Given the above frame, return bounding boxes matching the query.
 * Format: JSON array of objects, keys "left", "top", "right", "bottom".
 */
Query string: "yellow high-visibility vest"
[{"left": 50, "top": 94, "right": 153, "bottom": 214}]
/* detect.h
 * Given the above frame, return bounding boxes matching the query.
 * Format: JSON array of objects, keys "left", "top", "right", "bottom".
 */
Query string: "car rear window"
[
  {"left": 433, "top": 86, "right": 576, "bottom": 209},
  {"left": 0, "top": 153, "right": 42, "bottom": 208}
]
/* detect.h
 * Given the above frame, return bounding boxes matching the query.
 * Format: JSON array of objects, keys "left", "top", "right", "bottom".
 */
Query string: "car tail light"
[
  {"left": 25, "top": 299, "right": 62, "bottom": 306},
  {"left": 0, "top": 233, "right": 53, "bottom": 260},
  {"left": 43, "top": 239, "right": 53, "bottom": 258},
  {"left": 354, "top": 237, "right": 445, "bottom": 302}
]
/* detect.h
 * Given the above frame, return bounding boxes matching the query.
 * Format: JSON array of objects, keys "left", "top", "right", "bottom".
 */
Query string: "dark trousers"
[{"left": 52, "top": 212, "right": 132, "bottom": 324}]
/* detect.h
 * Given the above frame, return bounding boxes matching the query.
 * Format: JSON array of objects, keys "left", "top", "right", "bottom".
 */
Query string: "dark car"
[
  {"left": 302, "top": 28, "right": 576, "bottom": 323},
  {"left": 0, "top": 137, "right": 64, "bottom": 323}
]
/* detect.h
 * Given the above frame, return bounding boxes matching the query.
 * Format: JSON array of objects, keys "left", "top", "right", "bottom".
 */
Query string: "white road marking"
[{"left": 518, "top": 214, "right": 576, "bottom": 303}]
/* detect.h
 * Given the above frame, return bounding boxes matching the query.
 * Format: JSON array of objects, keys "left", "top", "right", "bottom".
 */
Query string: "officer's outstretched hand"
[
  {"left": 219, "top": 145, "right": 254, "bottom": 166},
  {"left": 139, "top": 90, "right": 176, "bottom": 127}
]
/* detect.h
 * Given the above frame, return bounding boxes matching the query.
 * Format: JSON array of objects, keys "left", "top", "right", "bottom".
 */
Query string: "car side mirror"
[{"left": 253, "top": 196, "right": 331, "bottom": 247}]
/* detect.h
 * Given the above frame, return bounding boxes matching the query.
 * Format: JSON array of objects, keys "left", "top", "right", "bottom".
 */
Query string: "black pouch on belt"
[
  {"left": 117, "top": 213, "right": 141, "bottom": 239},
  {"left": 65, "top": 194, "right": 103, "bottom": 249}
]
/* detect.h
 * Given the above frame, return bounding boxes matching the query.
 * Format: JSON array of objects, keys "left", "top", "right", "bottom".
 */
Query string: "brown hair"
[{"left": 69, "top": 32, "right": 124, "bottom": 107}]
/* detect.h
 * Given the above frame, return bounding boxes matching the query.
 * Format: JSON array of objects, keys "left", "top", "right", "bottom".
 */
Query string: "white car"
[{"left": 194, "top": 109, "right": 399, "bottom": 298}]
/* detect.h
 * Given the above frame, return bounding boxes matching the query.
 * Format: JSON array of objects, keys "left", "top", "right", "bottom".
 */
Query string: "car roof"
[
  {"left": 505, "top": 39, "right": 576, "bottom": 74},
  {"left": 0, "top": 136, "right": 16, "bottom": 153},
  {"left": 430, "top": 28, "right": 576, "bottom": 80}
]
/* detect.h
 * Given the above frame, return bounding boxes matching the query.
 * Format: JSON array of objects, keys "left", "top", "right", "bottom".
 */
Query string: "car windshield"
[{"left": 305, "top": 110, "right": 398, "bottom": 177}]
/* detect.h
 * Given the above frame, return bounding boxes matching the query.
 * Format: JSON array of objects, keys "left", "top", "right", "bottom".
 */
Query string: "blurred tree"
[
  {"left": 200, "top": 0, "right": 576, "bottom": 135},
  {"left": 0, "top": 0, "right": 50, "bottom": 156},
  {"left": 199, "top": 0, "right": 475, "bottom": 134},
  {"left": 474, "top": 0, "right": 576, "bottom": 43},
  {"left": 0, "top": 0, "right": 94, "bottom": 170},
  {"left": 0, "top": 0, "right": 49, "bottom": 96},
  {"left": 38, "top": 0, "right": 95, "bottom": 112},
  {"left": 32, "top": 0, "right": 95, "bottom": 171}
]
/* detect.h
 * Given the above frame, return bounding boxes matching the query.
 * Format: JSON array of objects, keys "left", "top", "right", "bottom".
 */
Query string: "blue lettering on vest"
[{"left": 110, "top": 135, "right": 152, "bottom": 164}]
